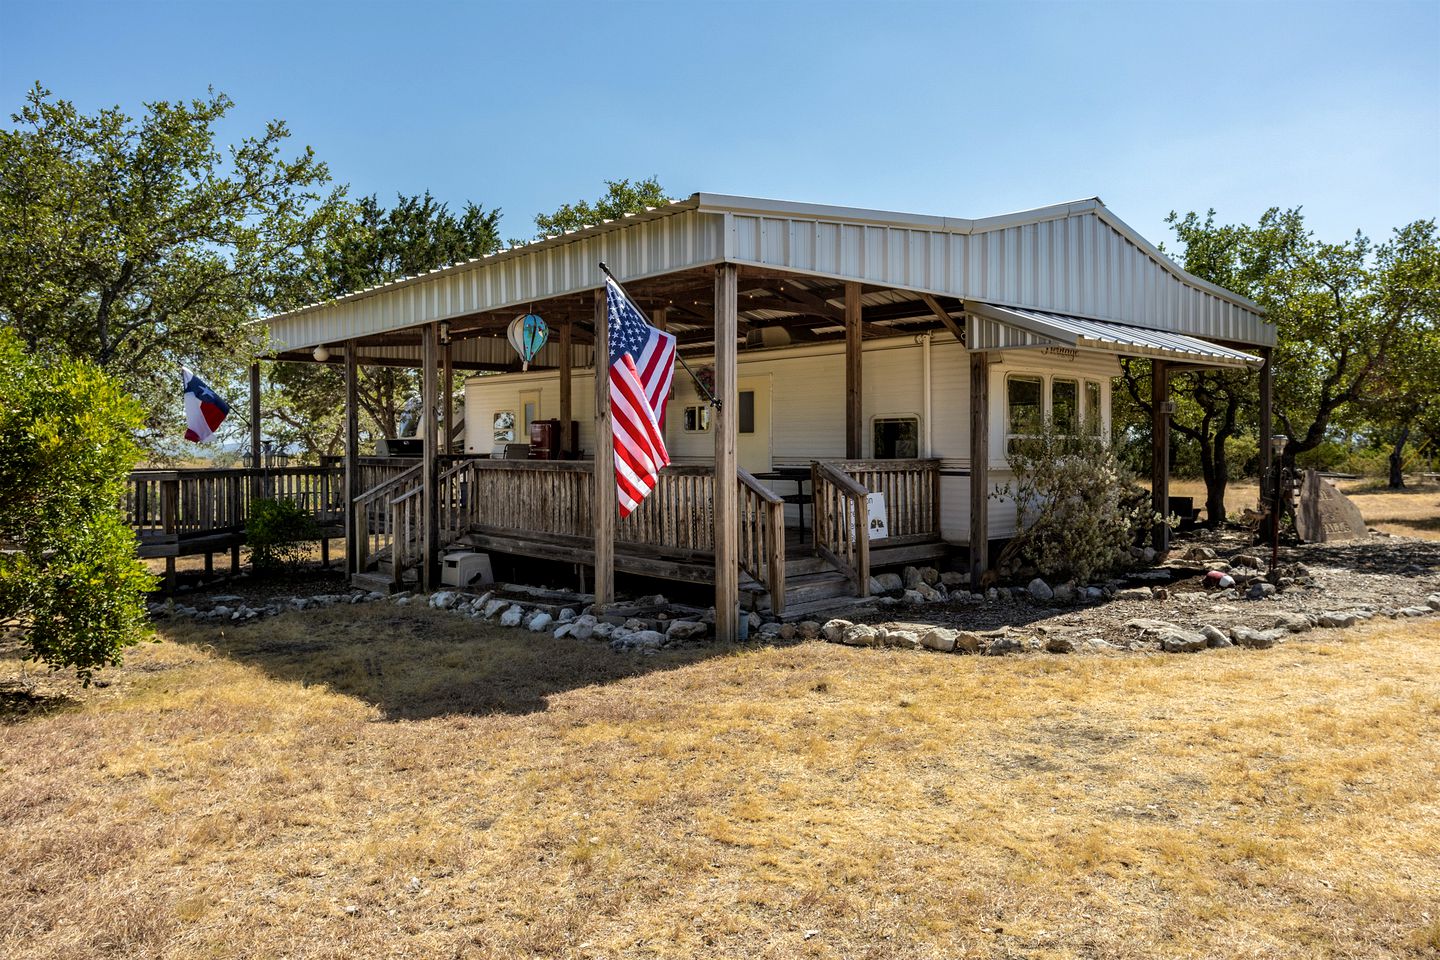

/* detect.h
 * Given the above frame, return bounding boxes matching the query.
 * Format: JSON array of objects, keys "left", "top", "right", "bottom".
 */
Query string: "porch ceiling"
[{"left": 270, "top": 267, "right": 965, "bottom": 370}]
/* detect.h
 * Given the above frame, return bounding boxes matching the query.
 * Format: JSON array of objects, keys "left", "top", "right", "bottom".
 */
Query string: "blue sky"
[{"left": 2, "top": 0, "right": 1437, "bottom": 247}]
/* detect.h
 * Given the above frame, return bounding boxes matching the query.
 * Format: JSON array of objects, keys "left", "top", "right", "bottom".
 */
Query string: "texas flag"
[{"left": 181, "top": 367, "right": 231, "bottom": 443}]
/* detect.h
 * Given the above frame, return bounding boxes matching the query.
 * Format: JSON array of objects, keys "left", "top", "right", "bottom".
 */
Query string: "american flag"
[{"left": 606, "top": 277, "right": 676, "bottom": 518}]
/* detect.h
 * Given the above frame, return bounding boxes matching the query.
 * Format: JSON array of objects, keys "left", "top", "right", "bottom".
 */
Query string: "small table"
[{"left": 755, "top": 467, "right": 813, "bottom": 536}]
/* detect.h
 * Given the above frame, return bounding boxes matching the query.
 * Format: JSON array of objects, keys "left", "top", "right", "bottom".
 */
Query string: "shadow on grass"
[
  {"left": 0, "top": 685, "right": 80, "bottom": 724},
  {"left": 163, "top": 604, "right": 741, "bottom": 721}
]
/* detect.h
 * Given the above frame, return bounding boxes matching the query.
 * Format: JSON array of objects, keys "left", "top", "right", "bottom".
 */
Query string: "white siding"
[{"left": 463, "top": 339, "right": 1121, "bottom": 544}]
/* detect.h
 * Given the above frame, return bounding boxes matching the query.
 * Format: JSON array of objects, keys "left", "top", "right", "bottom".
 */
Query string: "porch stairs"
[{"left": 743, "top": 538, "right": 947, "bottom": 621}]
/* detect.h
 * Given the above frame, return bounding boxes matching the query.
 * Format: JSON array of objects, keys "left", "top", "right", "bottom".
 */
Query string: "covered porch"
[{"left": 255, "top": 194, "right": 1275, "bottom": 639}]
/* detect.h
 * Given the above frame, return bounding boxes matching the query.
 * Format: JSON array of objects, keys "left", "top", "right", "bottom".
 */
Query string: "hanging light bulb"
[{"left": 313, "top": 344, "right": 331, "bottom": 362}]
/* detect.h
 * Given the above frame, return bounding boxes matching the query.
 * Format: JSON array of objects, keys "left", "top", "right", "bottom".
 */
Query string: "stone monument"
[{"left": 1295, "top": 469, "right": 1369, "bottom": 543}]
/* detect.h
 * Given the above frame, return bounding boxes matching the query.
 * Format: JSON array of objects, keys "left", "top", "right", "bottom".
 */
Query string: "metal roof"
[
  {"left": 965, "top": 302, "right": 1262, "bottom": 369},
  {"left": 263, "top": 192, "right": 1274, "bottom": 353}
]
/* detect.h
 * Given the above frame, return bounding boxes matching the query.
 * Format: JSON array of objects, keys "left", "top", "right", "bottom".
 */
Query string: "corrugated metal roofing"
[
  {"left": 965, "top": 302, "right": 1261, "bottom": 368},
  {"left": 263, "top": 193, "right": 1274, "bottom": 354}
]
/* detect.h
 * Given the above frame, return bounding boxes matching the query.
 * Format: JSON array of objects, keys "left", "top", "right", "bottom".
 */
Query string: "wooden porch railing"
[
  {"left": 389, "top": 484, "right": 424, "bottom": 587},
  {"left": 125, "top": 466, "right": 343, "bottom": 545},
  {"left": 738, "top": 468, "right": 787, "bottom": 615},
  {"left": 356, "top": 457, "right": 420, "bottom": 496},
  {"left": 828, "top": 459, "right": 942, "bottom": 543},
  {"left": 811, "top": 461, "right": 871, "bottom": 594},
  {"left": 353, "top": 464, "right": 423, "bottom": 577},
  {"left": 437, "top": 459, "right": 724, "bottom": 553}
]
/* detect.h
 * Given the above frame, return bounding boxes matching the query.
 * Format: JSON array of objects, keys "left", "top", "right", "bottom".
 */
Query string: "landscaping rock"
[
  {"left": 869, "top": 573, "right": 903, "bottom": 593},
  {"left": 1426, "top": 594, "right": 1440, "bottom": 611},
  {"left": 1317, "top": 611, "right": 1358, "bottom": 629},
  {"left": 429, "top": 591, "right": 459, "bottom": 609},
  {"left": 884, "top": 629, "right": 921, "bottom": 649},
  {"left": 1028, "top": 579, "right": 1054, "bottom": 602},
  {"left": 665, "top": 620, "right": 708, "bottom": 641},
  {"left": 840, "top": 623, "right": 881, "bottom": 647},
  {"left": 499, "top": 605, "right": 525, "bottom": 627},
  {"left": 902, "top": 589, "right": 926, "bottom": 604},
  {"left": 940, "top": 571, "right": 966, "bottom": 588},
  {"left": 1247, "top": 582, "right": 1277, "bottom": 600},
  {"left": 1159, "top": 629, "right": 1208, "bottom": 653},
  {"left": 629, "top": 630, "right": 666, "bottom": 650},
  {"left": 902, "top": 566, "right": 922, "bottom": 590},
  {"left": 527, "top": 612, "right": 553, "bottom": 632},
  {"left": 916, "top": 627, "right": 956, "bottom": 652},
  {"left": 797, "top": 621, "right": 822, "bottom": 640},
  {"left": 821, "top": 619, "right": 853, "bottom": 643},
  {"left": 1051, "top": 582, "right": 1076, "bottom": 604},
  {"left": 1115, "top": 587, "right": 1151, "bottom": 601},
  {"left": 1045, "top": 634, "right": 1075, "bottom": 654},
  {"left": 481, "top": 598, "right": 509, "bottom": 619},
  {"left": 984, "top": 636, "right": 1023, "bottom": 656},
  {"left": 1234, "top": 553, "right": 1266, "bottom": 571},
  {"left": 1232, "top": 625, "right": 1285, "bottom": 649},
  {"left": 919, "top": 566, "right": 940, "bottom": 586},
  {"left": 1201, "top": 625, "right": 1233, "bottom": 648},
  {"left": 1269, "top": 612, "right": 1313, "bottom": 633},
  {"left": 1185, "top": 545, "right": 1217, "bottom": 561},
  {"left": 558, "top": 608, "right": 576, "bottom": 622}
]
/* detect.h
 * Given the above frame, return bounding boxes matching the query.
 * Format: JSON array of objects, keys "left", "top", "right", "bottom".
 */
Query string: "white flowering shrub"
[{"left": 991, "top": 419, "right": 1162, "bottom": 584}]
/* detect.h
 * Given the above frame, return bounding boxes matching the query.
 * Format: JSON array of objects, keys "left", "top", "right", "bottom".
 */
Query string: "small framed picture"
[{"left": 493, "top": 410, "right": 515, "bottom": 444}]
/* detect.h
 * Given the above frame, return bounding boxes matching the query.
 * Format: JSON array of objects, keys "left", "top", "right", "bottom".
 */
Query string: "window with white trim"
[
  {"left": 872, "top": 416, "right": 920, "bottom": 459},
  {"left": 1084, "top": 380, "right": 1103, "bottom": 435},
  {"left": 1006, "top": 375, "right": 1043, "bottom": 452},
  {"left": 1052, "top": 378, "right": 1078, "bottom": 434}
]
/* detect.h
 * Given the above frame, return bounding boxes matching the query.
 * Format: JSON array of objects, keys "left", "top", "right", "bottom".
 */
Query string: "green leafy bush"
[
  {"left": 992, "top": 419, "right": 1162, "bottom": 584},
  {"left": 245, "top": 498, "right": 317, "bottom": 575},
  {"left": 0, "top": 327, "right": 154, "bottom": 684}
]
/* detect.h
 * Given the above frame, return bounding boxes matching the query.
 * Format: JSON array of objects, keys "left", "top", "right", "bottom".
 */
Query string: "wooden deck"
[
  {"left": 354, "top": 456, "right": 946, "bottom": 616},
  {"left": 126, "top": 456, "right": 947, "bottom": 610}
]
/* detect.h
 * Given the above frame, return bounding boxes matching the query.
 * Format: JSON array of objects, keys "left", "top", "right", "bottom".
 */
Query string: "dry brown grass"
[
  {"left": 1167, "top": 477, "right": 1440, "bottom": 541},
  {"left": 3, "top": 610, "right": 1439, "bottom": 959}
]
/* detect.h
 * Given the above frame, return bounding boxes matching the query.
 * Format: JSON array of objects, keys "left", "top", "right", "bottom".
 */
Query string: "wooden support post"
[
  {"left": 203, "top": 552, "right": 213, "bottom": 578},
  {"left": 593, "top": 292, "right": 615, "bottom": 610},
  {"left": 441, "top": 337, "right": 454, "bottom": 455},
  {"left": 651, "top": 307, "right": 667, "bottom": 332},
  {"left": 231, "top": 543, "right": 241, "bottom": 574},
  {"left": 1258, "top": 346, "right": 1273, "bottom": 477},
  {"left": 248, "top": 362, "right": 262, "bottom": 502},
  {"left": 344, "top": 344, "right": 360, "bottom": 575},
  {"left": 249, "top": 363, "right": 262, "bottom": 464},
  {"left": 320, "top": 537, "right": 330, "bottom": 569},
  {"left": 559, "top": 322, "right": 573, "bottom": 456},
  {"left": 969, "top": 351, "right": 990, "bottom": 589},
  {"left": 1151, "top": 359, "right": 1171, "bottom": 553},
  {"left": 845, "top": 281, "right": 863, "bottom": 459},
  {"left": 165, "top": 557, "right": 176, "bottom": 592},
  {"left": 421, "top": 323, "right": 439, "bottom": 590},
  {"left": 714, "top": 264, "right": 740, "bottom": 642}
]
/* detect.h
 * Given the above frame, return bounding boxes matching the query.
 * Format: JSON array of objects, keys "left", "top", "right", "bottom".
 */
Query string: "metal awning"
[{"left": 964, "top": 302, "right": 1262, "bottom": 369}]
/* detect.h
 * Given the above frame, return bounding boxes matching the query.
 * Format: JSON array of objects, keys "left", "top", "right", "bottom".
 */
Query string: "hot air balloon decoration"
[{"left": 507, "top": 311, "right": 549, "bottom": 370}]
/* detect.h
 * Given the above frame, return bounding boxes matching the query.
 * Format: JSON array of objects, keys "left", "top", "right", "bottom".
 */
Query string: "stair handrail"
[
  {"left": 388, "top": 484, "right": 424, "bottom": 587},
  {"left": 737, "top": 468, "right": 787, "bottom": 616},
  {"left": 811, "top": 459, "right": 871, "bottom": 595},
  {"left": 353, "top": 463, "right": 422, "bottom": 574}
]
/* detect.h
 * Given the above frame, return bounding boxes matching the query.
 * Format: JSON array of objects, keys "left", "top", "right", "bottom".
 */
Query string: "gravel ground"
[{"left": 857, "top": 527, "right": 1440, "bottom": 651}]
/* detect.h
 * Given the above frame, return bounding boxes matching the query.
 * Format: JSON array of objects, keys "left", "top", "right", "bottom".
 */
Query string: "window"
[
  {"left": 738, "top": 390, "right": 755, "bottom": 435},
  {"left": 683, "top": 404, "right": 711, "bottom": 432},
  {"left": 1052, "top": 378, "right": 1078, "bottom": 434},
  {"left": 872, "top": 416, "right": 920, "bottom": 459},
  {"left": 1085, "top": 380, "right": 1102, "bottom": 435},
  {"left": 1007, "top": 375, "right": 1043, "bottom": 436}
]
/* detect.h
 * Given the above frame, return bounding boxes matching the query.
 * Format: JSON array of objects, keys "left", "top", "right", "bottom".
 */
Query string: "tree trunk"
[
  {"left": 1204, "top": 436, "right": 1230, "bottom": 527},
  {"left": 1389, "top": 423, "right": 1411, "bottom": 489}
]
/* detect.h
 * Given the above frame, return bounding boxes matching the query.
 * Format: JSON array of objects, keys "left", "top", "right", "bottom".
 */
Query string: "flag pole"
[{"left": 598, "top": 261, "right": 721, "bottom": 410}]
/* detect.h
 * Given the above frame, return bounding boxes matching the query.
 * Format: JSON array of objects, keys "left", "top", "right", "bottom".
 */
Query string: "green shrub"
[
  {"left": 993, "top": 419, "right": 1163, "bottom": 584},
  {"left": 0, "top": 327, "right": 154, "bottom": 684},
  {"left": 245, "top": 498, "right": 317, "bottom": 575}
]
